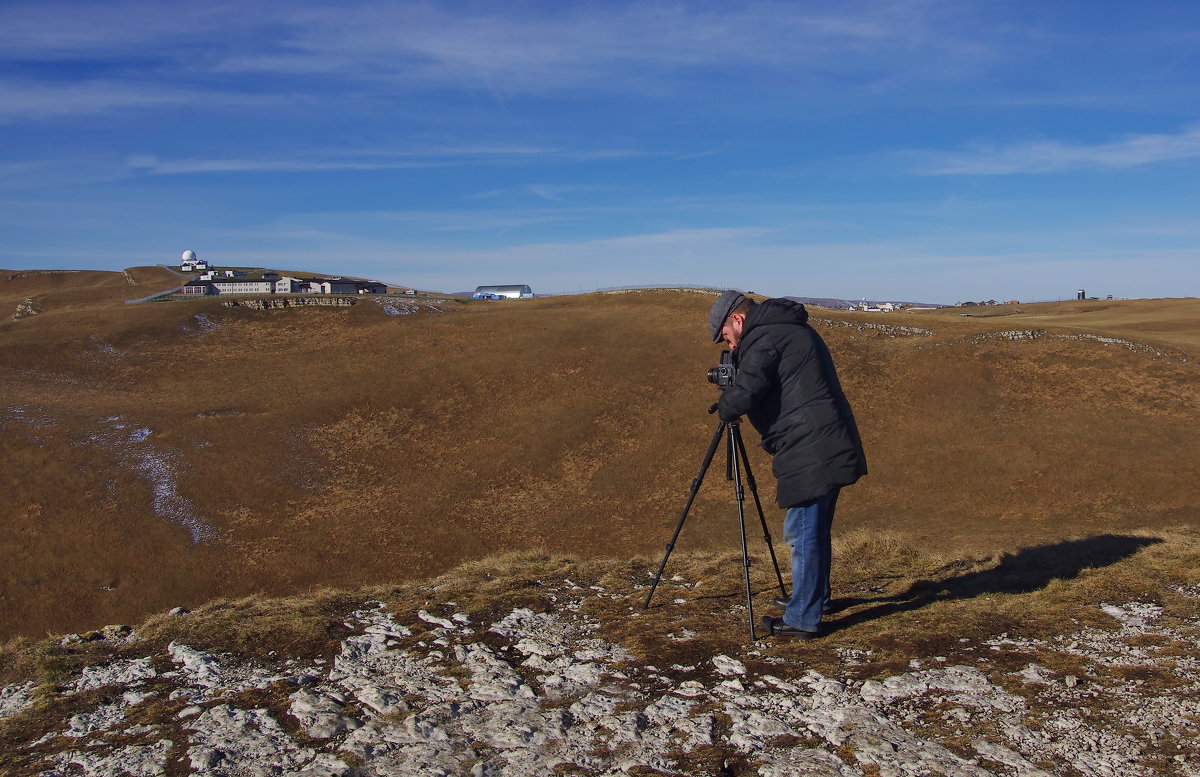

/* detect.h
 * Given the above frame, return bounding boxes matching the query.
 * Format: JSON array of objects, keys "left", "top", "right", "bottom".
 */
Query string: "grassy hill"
[
  {"left": 916, "top": 297, "right": 1200, "bottom": 352},
  {"left": 1, "top": 271, "right": 1198, "bottom": 642}
]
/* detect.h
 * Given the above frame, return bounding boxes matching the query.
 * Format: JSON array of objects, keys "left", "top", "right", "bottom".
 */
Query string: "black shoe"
[
  {"left": 759, "top": 616, "right": 820, "bottom": 640},
  {"left": 773, "top": 596, "right": 837, "bottom": 615}
]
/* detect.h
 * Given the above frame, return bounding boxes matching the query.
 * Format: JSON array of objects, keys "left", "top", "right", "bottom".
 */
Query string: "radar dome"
[{"left": 181, "top": 249, "right": 197, "bottom": 262}]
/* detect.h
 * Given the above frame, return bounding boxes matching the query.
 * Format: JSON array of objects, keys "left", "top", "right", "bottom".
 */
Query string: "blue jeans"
[{"left": 782, "top": 489, "right": 840, "bottom": 632}]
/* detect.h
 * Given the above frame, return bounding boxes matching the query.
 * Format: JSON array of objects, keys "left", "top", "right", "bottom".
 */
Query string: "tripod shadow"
[{"left": 827, "top": 534, "right": 1163, "bottom": 633}]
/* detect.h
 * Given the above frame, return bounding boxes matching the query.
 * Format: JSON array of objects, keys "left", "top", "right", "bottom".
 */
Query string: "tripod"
[{"left": 643, "top": 406, "right": 788, "bottom": 641}]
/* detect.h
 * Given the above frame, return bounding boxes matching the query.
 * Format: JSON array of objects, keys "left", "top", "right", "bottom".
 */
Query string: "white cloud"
[{"left": 912, "top": 124, "right": 1200, "bottom": 175}]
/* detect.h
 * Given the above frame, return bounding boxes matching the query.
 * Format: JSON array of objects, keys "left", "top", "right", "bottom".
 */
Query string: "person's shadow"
[{"left": 827, "top": 534, "right": 1163, "bottom": 632}]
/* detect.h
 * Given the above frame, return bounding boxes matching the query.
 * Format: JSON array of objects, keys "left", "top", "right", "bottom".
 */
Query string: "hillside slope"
[{"left": 1, "top": 274, "right": 1198, "bottom": 640}]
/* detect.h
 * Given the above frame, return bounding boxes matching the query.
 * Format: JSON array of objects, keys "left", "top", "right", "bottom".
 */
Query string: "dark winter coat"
[{"left": 716, "top": 298, "right": 867, "bottom": 507}]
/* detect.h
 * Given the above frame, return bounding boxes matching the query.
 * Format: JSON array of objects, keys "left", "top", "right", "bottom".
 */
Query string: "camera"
[{"left": 707, "top": 350, "right": 736, "bottom": 389}]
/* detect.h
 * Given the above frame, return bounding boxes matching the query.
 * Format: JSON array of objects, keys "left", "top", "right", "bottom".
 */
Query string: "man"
[{"left": 708, "top": 290, "right": 867, "bottom": 639}]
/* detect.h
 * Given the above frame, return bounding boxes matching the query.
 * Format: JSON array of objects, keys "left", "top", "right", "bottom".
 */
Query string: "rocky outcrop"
[
  {"left": 814, "top": 318, "right": 934, "bottom": 338},
  {"left": 12, "top": 298, "right": 39, "bottom": 321},
  {"left": 5, "top": 270, "right": 80, "bottom": 281},
  {"left": 4, "top": 579, "right": 1200, "bottom": 776},
  {"left": 915, "top": 329, "right": 1190, "bottom": 362},
  {"left": 221, "top": 296, "right": 358, "bottom": 310},
  {"left": 373, "top": 298, "right": 457, "bottom": 315}
]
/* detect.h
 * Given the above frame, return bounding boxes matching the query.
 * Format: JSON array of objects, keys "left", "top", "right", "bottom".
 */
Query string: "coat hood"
[{"left": 743, "top": 298, "right": 809, "bottom": 334}]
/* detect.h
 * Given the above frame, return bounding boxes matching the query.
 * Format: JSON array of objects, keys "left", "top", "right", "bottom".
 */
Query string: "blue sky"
[{"left": 2, "top": 1, "right": 1198, "bottom": 302}]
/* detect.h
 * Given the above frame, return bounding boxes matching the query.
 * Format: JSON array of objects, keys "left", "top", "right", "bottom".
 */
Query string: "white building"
[
  {"left": 183, "top": 275, "right": 388, "bottom": 297},
  {"left": 213, "top": 278, "right": 273, "bottom": 295},
  {"left": 473, "top": 284, "right": 534, "bottom": 299},
  {"left": 180, "top": 249, "right": 209, "bottom": 273},
  {"left": 274, "top": 276, "right": 304, "bottom": 294}
]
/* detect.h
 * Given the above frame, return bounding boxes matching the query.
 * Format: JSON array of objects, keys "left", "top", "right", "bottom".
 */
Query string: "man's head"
[{"left": 708, "top": 290, "right": 755, "bottom": 349}]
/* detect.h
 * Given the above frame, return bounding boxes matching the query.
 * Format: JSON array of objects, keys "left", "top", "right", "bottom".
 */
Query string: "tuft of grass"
[
  {"left": 0, "top": 631, "right": 142, "bottom": 701},
  {"left": 833, "top": 528, "right": 955, "bottom": 589},
  {"left": 0, "top": 635, "right": 45, "bottom": 686},
  {"left": 134, "top": 588, "right": 365, "bottom": 660},
  {"left": 411, "top": 550, "right": 584, "bottom": 614}
]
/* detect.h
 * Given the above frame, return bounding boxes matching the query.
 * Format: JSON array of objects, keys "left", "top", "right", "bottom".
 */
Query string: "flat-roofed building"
[
  {"left": 182, "top": 279, "right": 212, "bottom": 296},
  {"left": 209, "top": 278, "right": 275, "bottom": 295},
  {"left": 473, "top": 284, "right": 534, "bottom": 299}
]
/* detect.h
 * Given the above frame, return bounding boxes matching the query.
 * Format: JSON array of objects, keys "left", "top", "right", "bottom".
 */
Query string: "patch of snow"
[{"left": 83, "top": 416, "right": 216, "bottom": 543}]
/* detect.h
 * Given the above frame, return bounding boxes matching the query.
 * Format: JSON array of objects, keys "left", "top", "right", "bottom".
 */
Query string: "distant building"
[
  {"left": 474, "top": 284, "right": 534, "bottom": 299},
  {"left": 183, "top": 274, "right": 387, "bottom": 297},
  {"left": 210, "top": 278, "right": 275, "bottom": 296},
  {"left": 180, "top": 278, "right": 271, "bottom": 296},
  {"left": 180, "top": 249, "right": 209, "bottom": 273},
  {"left": 181, "top": 279, "right": 212, "bottom": 296},
  {"left": 274, "top": 276, "right": 303, "bottom": 294},
  {"left": 292, "top": 277, "right": 381, "bottom": 294}
]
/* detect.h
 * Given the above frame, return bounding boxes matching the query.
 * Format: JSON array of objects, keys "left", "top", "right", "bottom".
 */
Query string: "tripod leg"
[
  {"left": 733, "top": 425, "right": 788, "bottom": 599},
  {"left": 727, "top": 424, "right": 758, "bottom": 641},
  {"left": 643, "top": 421, "right": 726, "bottom": 610}
]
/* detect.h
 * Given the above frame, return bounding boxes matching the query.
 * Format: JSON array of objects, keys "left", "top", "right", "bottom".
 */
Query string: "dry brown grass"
[
  {"left": 133, "top": 589, "right": 365, "bottom": 660},
  {"left": 5, "top": 522, "right": 1193, "bottom": 691},
  {"left": 1, "top": 273, "right": 1198, "bottom": 643},
  {"left": 912, "top": 297, "right": 1200, "bottom": 356}
]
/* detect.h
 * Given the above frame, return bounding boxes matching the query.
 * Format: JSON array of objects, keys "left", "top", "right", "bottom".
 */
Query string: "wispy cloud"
[
  {"left": 125, "top": 156, "right": 443, "bottom": 175},
  {"left": 205, "top": 3, "right": 918, "bottom": 86},
  {"left": 0, "top": 2, "right": 251, "bottom": 59},
  {"left": 465, "top": 183, "right": 611, "bottom": 202},
  {"left": 2, "top": 1, "right": 1191, "bottom": 126},
  {"left": 0, "top": 1, "right": 999, "bottom": 102},
  {"left": 123, "top": 145, "right": 641, "bottom": 176},
  {"left": 911, "top": 124, "right": 1200, "bottom": 175},
  {"left": 0, "top": 79, "right": 230, "bottom": 122}
]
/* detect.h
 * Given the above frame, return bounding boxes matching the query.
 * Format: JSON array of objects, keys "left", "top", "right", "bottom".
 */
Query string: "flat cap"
[{"left": 708, "top": 290, "right": 747, "bottom": 343}]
